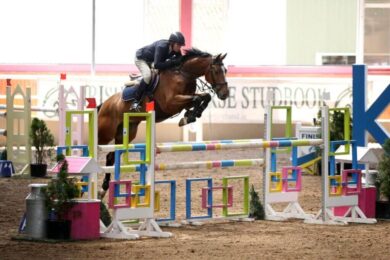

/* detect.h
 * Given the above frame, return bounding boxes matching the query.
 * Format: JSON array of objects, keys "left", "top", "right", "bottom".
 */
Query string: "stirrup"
[{"left": 130, "top": 101, "right": 141, "bottom": 111}]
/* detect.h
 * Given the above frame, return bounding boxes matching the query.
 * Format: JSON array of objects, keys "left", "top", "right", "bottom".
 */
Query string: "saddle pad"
[
  {"left": 121, "top": 75, "right": 160, "bottom": 102},
  {"left": 122, "top": 84, "right": 139, "bottom": 101},
  {"left": 147, "top": 74, "right": 159, "bottom": 94}
]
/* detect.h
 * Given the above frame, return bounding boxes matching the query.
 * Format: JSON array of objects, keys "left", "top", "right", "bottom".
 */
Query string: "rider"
[{"left": 131, "top": 31, "right": 186, "bottom": 110}]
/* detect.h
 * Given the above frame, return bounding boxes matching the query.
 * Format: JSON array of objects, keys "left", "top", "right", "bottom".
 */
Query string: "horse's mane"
[{"left": 181, "top": 48, "right": 211, "bottom": 63}]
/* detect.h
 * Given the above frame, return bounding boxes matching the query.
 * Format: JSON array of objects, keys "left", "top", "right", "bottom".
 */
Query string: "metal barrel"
[{"left": 25, "top": 184, "right": 48, "bottom": 239}]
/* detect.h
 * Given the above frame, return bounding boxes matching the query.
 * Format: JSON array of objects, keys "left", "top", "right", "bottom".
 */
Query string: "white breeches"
[{"left": 134, "top": 57, "right": 152, "bottom": 84}]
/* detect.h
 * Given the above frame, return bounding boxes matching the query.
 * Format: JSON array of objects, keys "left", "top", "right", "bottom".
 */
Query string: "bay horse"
[{"left": 97, "top": 48, "right": 229, "bottom": 195}]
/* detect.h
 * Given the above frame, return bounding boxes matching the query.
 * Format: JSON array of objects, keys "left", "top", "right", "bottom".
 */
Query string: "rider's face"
[{"left": 172, "top": 43, "right": 182, "bottom": 53}]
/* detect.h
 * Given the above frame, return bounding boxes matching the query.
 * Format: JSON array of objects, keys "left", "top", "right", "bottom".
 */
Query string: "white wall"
[
  {"left": 0, "top": 0, "right": 286, "bottom": 65},
  {"left": 0, "top": 0, "right": 92, "bottom": 63},
  {"left": 225, "top": 0, "right": 286, "bottom": 65}
]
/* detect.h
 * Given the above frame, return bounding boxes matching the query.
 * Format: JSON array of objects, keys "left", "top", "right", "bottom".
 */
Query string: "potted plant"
[
  {"left": 376, "top": 139, "right": 390, "bottom": 219},
  {"left": 30, "top": 117, "right": 55, "bottom": 177},
  {"left": 43, "top": 155, "right": 80, "bottom": 239}
]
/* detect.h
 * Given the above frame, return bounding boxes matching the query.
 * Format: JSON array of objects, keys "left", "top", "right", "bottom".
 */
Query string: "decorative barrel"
[
  {"left": 66, "top": 199, "right": 101, "bottom": 240},
  {"left": 25, "top": 184, "right": 48, "bottom": 239}
]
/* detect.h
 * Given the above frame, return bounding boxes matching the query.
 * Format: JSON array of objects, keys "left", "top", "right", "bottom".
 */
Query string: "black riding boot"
[{"left": 131, "top": 79, "right": 148, "bottom": 111}]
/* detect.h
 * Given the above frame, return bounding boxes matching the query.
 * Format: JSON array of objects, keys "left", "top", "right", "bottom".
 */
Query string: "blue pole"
[
  {"left": 352, "top": 64, "right": 367, "bottom": 146},
  {"left": 185, "top": 179, "right": 191, "bottom": 219}
]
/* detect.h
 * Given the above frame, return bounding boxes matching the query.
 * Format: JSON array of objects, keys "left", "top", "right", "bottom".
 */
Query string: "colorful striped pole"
[
  {"left": 98, "top": 139, "right": 323, "bottom": 153},
  {"left": 100, "top": 158, "right": 264, "bottom": 173},
  {"left": 97, "top": 139, "right": 264, "bottom": 152},
  {"left": 155, "top": 139, "right": 323, "bottom": 153},
  {"left": 155, "top": 158, "right": 264, "bottom": 171}
]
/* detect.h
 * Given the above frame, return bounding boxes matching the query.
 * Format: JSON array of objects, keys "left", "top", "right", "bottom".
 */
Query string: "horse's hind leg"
[{"left": 195, "top": 93, "right": 211, "bottom": 118}]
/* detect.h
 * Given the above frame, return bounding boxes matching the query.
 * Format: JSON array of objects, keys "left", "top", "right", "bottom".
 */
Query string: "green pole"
[
  {"left": 270, "top": 106, "right": 292, "bottom": 154},
  {"left": 328, "top": 107, "right": 351, "bottom": 156}
]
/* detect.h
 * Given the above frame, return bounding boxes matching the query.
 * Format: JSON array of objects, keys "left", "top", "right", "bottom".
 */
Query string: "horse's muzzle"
[{"left": 216, "top": 84, "right": 229, "bottom": 100}]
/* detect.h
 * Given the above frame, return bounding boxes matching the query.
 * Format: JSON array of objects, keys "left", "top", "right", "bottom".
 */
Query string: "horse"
[{"left": 97, "top": 48, "right": 229, "bottom": 195}]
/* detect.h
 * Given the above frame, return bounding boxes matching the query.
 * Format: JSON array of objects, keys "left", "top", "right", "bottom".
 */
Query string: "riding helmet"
[{"left": 169, "top": 32, "right": 185, "bottom": 46}]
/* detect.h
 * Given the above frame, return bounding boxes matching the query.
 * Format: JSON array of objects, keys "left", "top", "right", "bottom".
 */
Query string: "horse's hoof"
[{"left": 179, "top": 117, "right": 187, "bottom": 126}]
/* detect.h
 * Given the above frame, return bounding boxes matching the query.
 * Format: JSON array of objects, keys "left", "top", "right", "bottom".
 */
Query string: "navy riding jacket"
[{"left": 136, "top": 40, "right": 182, "bottom": 70}]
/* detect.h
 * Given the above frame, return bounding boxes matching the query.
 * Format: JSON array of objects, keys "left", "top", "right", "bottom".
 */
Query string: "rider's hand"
[{"left": 171, "top": 58, "right": 181, "bottom": 67}]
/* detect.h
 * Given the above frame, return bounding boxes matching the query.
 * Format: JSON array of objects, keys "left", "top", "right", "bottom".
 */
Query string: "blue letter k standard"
[{"left": 353, "top": 64, "right": 390, "bottom": 146}]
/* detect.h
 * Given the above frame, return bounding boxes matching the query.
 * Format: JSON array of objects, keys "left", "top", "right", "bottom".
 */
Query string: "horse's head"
[
  {"left": 180, "top": 48, "right": 229, "bottom": 100},
  {"left": 204, "top": 53, "right": 229, "bottom": 100}
]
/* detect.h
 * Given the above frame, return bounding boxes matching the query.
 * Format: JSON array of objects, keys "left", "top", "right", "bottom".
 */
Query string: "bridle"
[
  {"left": 196, "top": 58, "right": 227, "bottom": 94},
  {"left": 208, "top": 59, "right": 228, "bottom": 91},
  {"left": 178, "top": 56, "right": 227, "bottom": 94}
]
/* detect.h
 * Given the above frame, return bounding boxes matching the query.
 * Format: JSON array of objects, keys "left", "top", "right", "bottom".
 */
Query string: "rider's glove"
[{"left": 169, "top": 58, "right": 181, "bottom": 67}]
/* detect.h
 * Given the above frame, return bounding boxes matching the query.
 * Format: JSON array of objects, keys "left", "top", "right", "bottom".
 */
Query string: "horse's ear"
[
  {"left": 215, "top": 54, "right": 221, "bottom": 60},
  {"left": 221, "top": 53, "right": 227, "bottom": 60}
]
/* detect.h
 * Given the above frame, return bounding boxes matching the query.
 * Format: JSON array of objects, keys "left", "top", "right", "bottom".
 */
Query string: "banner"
[
  {"left": 31, "top": 75, "right": 383, "bottom": 124},
  {"left": 205, "top": 77, "right": 352, "bottom": 123}
]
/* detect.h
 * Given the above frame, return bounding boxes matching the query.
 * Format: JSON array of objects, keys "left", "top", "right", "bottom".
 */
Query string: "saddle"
[{"left": 122, "top": 72, "right": 159, "bottom": 102}]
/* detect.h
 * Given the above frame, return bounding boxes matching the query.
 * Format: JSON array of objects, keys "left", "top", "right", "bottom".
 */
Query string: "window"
[
  {"left": 0, "top": 0, "right": 91, "bottom": 64},
  {"left": 316, "top": 53, "right": 356, "bottom": 65},
  {"left": 365, "top": 0, "right": 390, "bottom": 65}
]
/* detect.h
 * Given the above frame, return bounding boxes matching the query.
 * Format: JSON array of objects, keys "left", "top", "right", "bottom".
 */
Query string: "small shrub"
[
  {"left": 377, "top": 139, "right": 390, "bottom": 200},
  {"left": 249, "top": 185, "right": 265, "bottom": 220},
  {"left": 43, "top": 155, "right": 80, "bottom": 220},
  {"left": 30, "top": 118, "right": 55, "bottom": 164}
]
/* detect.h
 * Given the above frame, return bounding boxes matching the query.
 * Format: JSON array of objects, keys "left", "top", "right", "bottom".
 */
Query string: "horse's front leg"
[
  {"left": 194, "top": 93, "right": 211, "bottom": 118},
  {"left": 167, "top": 93, "right": 203, "bottom": 126},
  {"left": 179, "top": 93, "right": 211, "bottom": 126}
]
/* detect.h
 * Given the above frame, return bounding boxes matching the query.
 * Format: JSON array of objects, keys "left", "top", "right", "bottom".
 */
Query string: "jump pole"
[
  {"left": 98, "top": 139, "right": 322, "bottom": 153},
  {"left": 101, "top": 158, "right": 264, "bottom": 173}
]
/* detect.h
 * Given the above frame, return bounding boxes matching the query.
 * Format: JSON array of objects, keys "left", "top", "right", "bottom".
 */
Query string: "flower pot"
[
  {"left": 46, "top": 219, "right": 72, "bottom": 240},
  {"left": 30, "top": 164, "right": 47, "bottom": 178}
]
